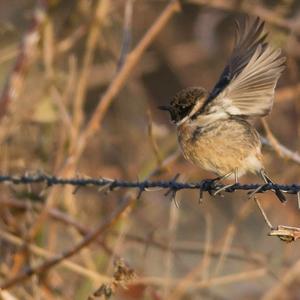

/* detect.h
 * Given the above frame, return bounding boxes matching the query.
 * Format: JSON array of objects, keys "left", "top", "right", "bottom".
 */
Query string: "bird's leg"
[
  {"left": 248, "top": 169, "right": 286, "bottom": 202},
  {"left": 213, "top": 169, "right": 238, "bottom": 196},
  {"left": 248, "top": 170, "right": 271, "bottom": 200},
  {"left": 247, "top": 183, "right": 267, "bottom": 200},
  {"left": 210, "top": 171, "right": 234, "bottom": 184},
  {"left": 260, "top": 169, "right": 286, "bottom": 203},
  {"left": 200, "top": 171, "right": 234, "bottom": 199}
]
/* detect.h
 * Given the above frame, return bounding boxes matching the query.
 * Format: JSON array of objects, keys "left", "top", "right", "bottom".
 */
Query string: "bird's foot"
[
  {"left": 200, "top": 171, "right": 237, "bottom": 199},
  {"left": 247, "top": 184, "right": 268, "bottom": 199},
  {"left": 259, "top": 169, "right": 287, "bottom": 203},
  {"left": 213, "top": 183, "right": 236, "bottom": 196},
  {"left": 198, "top": 178, "right": 220, "bottom": 202}
]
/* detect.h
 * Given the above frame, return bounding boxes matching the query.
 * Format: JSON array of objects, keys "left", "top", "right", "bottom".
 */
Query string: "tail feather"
[{"left": 260, "top": 170, "right": 286, "bottom": 203}]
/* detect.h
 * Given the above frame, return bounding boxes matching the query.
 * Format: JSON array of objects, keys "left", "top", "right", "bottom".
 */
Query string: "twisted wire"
[{"left": 0, "top": 174, "right": 299, "bottom": 194}]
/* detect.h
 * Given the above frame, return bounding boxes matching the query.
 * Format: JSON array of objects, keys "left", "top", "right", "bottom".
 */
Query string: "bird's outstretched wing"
[{"left": 196, "top": 17, "right": 285, "bottom": 118}]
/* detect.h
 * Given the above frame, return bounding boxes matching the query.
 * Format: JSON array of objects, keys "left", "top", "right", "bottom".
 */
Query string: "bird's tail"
[{"left": 260, "top": 169, "right": 286, "bottom": 203}]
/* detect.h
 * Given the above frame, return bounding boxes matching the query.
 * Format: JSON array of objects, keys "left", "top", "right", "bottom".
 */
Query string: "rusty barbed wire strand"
[{"left": 0, "top": 173, "right": 299, "bottom": 195}]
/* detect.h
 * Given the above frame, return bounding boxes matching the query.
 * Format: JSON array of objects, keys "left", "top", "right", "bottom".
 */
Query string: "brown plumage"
[
  {"left": 159, "top": 17, "right": 286, "bottom": 203},
  {"left": 177, "top": 117, "right": 262, "bottom": 177}
]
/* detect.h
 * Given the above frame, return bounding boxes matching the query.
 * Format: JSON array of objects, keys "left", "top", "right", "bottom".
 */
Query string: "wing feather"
[{"left": 196, "top": 17, "right": 285, "bottom": 119}]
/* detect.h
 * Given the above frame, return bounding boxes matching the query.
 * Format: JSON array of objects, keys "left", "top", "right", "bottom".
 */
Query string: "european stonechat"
[{"left": 159, "top": 17, "right": 286, "bottom": 202}]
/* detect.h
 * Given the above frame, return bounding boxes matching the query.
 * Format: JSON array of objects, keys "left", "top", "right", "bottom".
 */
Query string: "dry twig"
[
  {"left": 0, "top": 196, "right": 134, "bottom": 289},
  {"left": 0, "top": 0, "right": 48, "bottom": 119},
  {"left": 262, "top": 259, "right": 300, "bottom": 300},
  {"left": 63, "top": 0, "right": 181, "bottom": 171},
  {"left": 0, "top": 198, "right": 268, "bottom": 266},
  {"left": 188, "top": 0, "right": 300, "bottom": 33},
  {"left": 261, "top": 119, "right": 300, "bottom": 163}
]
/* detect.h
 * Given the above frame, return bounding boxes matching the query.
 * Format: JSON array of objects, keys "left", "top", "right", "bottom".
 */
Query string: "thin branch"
[
  {"left": 0, "top": 229, "right": 111, "bottom": 283},
  {"left": 64, "top": 0, "right": 181, "bottom": 169},
  {"left": 253, "top": 197, "right": 273, "bottom": 229},
  {"left": 147, "top": 109, "right": 163, "bottom": 168},
  {"left": 139, "top": 268, "right": 268, "bottom": 289},
  {"left": 187, "top": 0, "right": 300, "bottom": 34},
  {"left": 262, "top": 259, "right": 300, "bottom": 300},
  {"left": 23, "top": 0, "right": 180, "bottom": 242},
  {"left": 261, "top": 120, "right": 300, "bottom": 165},
  {"left": 116, "top": 0, "right": 134, "bottom": 71},
  {"left": 56, "top": 25, "right": 86, "bottom": 54},
  {"left": 72, "top": 0, "right": 110, "bottom": 136},
  {"left": 253, "top": 196, "right": 299, "bottom": 243},
  {"left": 0, "top": 227, "right": 272, "bottom": 292},
  {"left": 167, "top": 211, "right": 213, "bottom": 300},
  {"left": 0, "top": 198, "right": 268, "bottom": 265},
  {"left": 269, "top": 225, "right": 300, "bottom": 242},
  {"left": 0, "top": 0, "right": 48, "bottom": 119},
  {"left": 213, "top": 199, "right": 253, "bottom": 276},
  {"left": 276, "top": 84, "right": 300, "bottom": 103},
  {"left": 0, "top": 196, "right": 134, "bottom": 290},
  {"left": 261, "top": 136, "right": 300, "bottom": 165}
]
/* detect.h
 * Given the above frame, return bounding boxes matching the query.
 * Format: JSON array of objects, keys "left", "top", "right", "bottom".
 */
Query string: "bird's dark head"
[{"left": 159, "top": 87, "right": 207, "bottom": 125}]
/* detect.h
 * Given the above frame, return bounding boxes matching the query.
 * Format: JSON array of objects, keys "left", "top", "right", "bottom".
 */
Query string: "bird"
[{"left": 159, "top": 17, "right": 286, "bottom": 202}]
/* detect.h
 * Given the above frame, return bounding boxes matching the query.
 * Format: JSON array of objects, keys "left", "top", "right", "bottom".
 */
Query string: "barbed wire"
[{"left": 0, "top": 173, "right": 300, "bottom": 195}]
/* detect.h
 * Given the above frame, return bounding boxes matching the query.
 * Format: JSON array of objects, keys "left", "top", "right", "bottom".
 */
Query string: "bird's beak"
[{"left": 158, "top": 105, "right": 171, "bottom": 112}]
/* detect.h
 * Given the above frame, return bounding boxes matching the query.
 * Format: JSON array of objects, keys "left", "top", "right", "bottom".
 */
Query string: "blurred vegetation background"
[{"left": 0, "top": 0, "right": 300, "bottom": 299}]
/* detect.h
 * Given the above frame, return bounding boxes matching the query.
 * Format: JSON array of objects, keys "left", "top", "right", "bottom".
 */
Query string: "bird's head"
[{"left": 159, "top": 87, "right": 207, "bottom": 125}]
